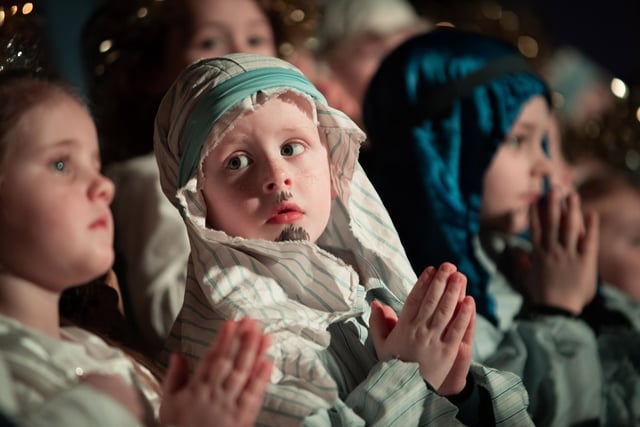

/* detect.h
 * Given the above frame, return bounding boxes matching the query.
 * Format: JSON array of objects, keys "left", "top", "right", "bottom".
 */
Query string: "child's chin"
[{"left": 91, "top": 251, "right": 115, "bottom": 276}]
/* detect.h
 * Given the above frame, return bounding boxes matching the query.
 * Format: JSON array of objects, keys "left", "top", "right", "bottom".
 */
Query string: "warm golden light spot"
[
  {"left": 304, "top": 37, "right": 319, "bottom": 50},
  {"left": 22, "top": 2, "right": 33, "bottom": 14},
  {"left": 0, "top": 9, "right": 5, "bottom": 26},
  {"left": 435, "top": 21, "right": 455, "bottom": 28},
  {"left": 99, "top": 39, "right": 113, "bottom": 53},
  {"left": 278, "top": 42, "right": 294, "bottom": 57},
  {"left": 517, "top": 35, "right": 539, "bottom": 58},
  {"left": 611, "top": 78, "right": 628, "bottom": 99},
  {"left": 137, "top": 7, "right": 148, "bottom": 18},
  {"left": 289, "top": 9, "right": 304, "bottom": 23},
  {"left": 10, "top": 5, "right": 17, "bottom": 15}
]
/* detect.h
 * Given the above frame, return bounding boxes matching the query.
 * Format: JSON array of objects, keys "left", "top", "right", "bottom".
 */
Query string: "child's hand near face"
[
  {"left": 159, "top": 318, "right": 273, "bottom": 427},
  {"left": 369, "top": 263, "right": 475, "bottom": 395},
  {"left": 524, "top": 188, "right": 600, "bottom": 314}
]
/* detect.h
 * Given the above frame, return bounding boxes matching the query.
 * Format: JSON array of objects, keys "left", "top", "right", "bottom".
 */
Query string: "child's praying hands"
[
  {"left": 370, "top": 263, "right": 475, "bottom": 395},
  {"left": 159, "top": 318, "right": 273, "bottom": 427}
]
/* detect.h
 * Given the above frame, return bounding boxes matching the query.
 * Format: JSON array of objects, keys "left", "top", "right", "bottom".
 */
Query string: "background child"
[
  {"left": 362, "top": 27, "right": 640, "bottom": 426},
  {"left": 313, "top": 0, "right": 431, "bottom": 128},
  {"left": 0, "top": 70, "right": 272, "bottom": 427},
  {"left": 570, "top": 96, "right": 640, "bottom": 331},
  {"left": 579, "top": 172, "right": 640, "bottom": 321},
  {"left": 154, "top": 52, "right": 537, "bottom": 426}
]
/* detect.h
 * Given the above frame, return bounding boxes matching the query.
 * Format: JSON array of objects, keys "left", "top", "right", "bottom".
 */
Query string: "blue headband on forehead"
[{"left": 178, "top": 67, "right": 327, "bottom": 188}]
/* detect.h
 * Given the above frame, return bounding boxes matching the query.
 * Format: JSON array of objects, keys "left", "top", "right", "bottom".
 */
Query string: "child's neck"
[{"left": 0, "top": 273, "right": 62, "bottom": 338}]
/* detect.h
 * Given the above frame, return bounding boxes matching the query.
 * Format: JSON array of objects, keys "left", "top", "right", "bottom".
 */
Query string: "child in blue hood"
[{"left": 364, "top": 27, "right": 640, "bottom": 427}]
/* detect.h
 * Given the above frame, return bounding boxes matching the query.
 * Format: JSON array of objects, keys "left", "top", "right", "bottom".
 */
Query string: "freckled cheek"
[
  {"left": 297, "top": 162, "right": 332, "bottom": 184},
  {"left": 297, "top": 171, "right": 322, "bottom": 185}
]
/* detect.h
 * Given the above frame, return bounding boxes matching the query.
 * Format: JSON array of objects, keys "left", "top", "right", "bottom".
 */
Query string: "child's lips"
[
  {"left": 267, "top": 203, "right": 304, "bottom": 224},
  {"left": 90, "top": 213, "right": 111, "bottom": 230}
]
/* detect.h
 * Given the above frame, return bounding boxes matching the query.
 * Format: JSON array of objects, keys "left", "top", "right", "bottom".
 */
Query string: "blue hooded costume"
[
  {"left": 364, "top": 28, "right": 640, "bottom": 427},
  {"left": 362, "top": 27, "right": 550, "bottom": 323}
]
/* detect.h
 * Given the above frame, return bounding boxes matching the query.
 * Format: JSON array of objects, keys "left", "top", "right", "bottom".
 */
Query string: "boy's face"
[
  {"left": 201, "top": 95, "right": 334, "bottom": 242},
  {"left": 480, "top": 95, "right": 552, "bottom": 234},
  {"left": 0, "top": 93, "right": 115, "bottom": 291},
  {"left": 584, "top": 183, "right": 640, "bottom": 302}
]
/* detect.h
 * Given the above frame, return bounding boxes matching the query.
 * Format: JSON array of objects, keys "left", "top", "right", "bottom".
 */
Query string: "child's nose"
[
  {"left": 263, "top": 162, "right": 292, "bottom": 193},
  {"left": 89, "top": 173, "right": 115, "bottom": 204},
  {"left": 532, "top": 143, "right": 553, "bottom": 178},
  {"left": 534, "top": 153, "right": 553, "bottom": 177}
]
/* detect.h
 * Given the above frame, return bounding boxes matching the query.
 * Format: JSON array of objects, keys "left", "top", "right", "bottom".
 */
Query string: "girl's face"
[
  {"left": 163, "top": 0, "right": 276, "bottom": 85},
  {"left": 0, "top": 93, "right": 115, "bottom": 292},
  {"left": 584, "top": 182, "right": 640, "bottom": 302},
  {"left": 201, "top": 96, "right": 334, "bottom": 243},
  {"left": 480, "top": 95, "right": 552, "bottom": 234}
]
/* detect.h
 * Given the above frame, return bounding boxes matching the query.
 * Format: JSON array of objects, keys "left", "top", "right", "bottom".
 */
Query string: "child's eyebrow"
[
  {"left": 28, "top": 139, "right": 76, "bottom": 155},
  {"left": 215, "top": 136, "right": 245, "bottom": 150},
  {"left": 510, "top": 122, "right": 537, "bottom": 132},
  {"left": 281, "top": 124, "right": 317, "bottom": 133},
  {"left": 33, "top": 139, "right": 99, "bottom": 162}
]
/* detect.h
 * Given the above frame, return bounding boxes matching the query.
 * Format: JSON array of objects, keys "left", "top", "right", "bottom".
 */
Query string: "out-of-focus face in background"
[
  {"left": 160, "top": 0, "right": 277, "bottom": 90},
  {"left": 582, "top": 177, "right": 640, "bottom": 302},
  {"left": 315, "top": 0, "right": 430, "bottom": 126}
]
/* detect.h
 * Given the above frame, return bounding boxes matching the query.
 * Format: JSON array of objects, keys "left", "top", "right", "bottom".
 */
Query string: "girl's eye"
[
  {"left": 281, "top": 142, "right": 304, "bottom": 157},
  {"left": 248, "top": 35, "right": 268, "bottom": 47},
  {"left": 50, "top": 159, "right": 66, "bottom": 173},
  {"left": 200, "top": 38, "right": 219, "bottom": 50},
  {"left": 226, "top": 154, "right": 251, "bottom": 170}
]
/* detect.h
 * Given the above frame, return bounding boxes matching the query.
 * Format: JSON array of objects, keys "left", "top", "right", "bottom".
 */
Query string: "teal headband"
[{"left": 178, "top": 67, "right": 327, "bottom": 188}]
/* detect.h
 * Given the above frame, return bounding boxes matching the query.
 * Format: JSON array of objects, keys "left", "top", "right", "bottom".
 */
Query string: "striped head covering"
[{"left": 154, "top": 53, "right": 416, "bottom": 422}]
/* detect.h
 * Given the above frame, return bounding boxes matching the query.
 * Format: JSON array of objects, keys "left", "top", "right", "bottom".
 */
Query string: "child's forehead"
[{"left": 208, "top": 92, "right": 317, "bottom": 147}]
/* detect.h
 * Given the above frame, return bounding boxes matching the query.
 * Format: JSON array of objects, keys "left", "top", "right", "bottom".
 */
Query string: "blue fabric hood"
[{"left": 363, "top": 28, "right": 550, "bottom": 321}]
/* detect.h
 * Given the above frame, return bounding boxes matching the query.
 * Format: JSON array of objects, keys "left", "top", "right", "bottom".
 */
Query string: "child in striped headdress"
[{"left": 154, "top": 52, "right": 536, "bottom": 426}]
